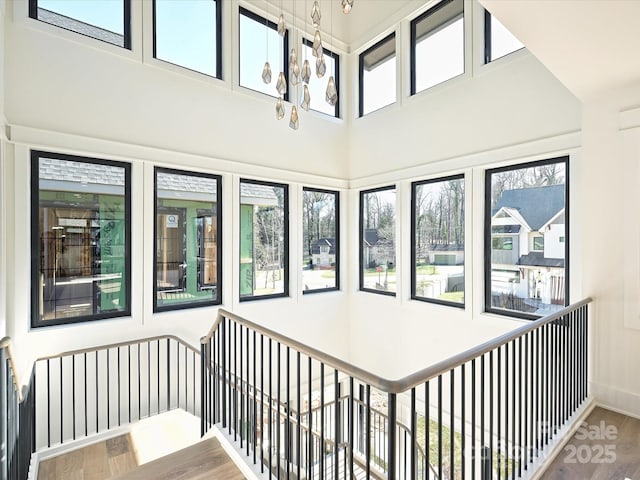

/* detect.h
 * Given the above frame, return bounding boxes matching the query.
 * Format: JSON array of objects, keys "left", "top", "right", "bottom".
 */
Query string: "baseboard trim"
[{"left": 591, "top": 382, "right": 640, "bottom": 419}]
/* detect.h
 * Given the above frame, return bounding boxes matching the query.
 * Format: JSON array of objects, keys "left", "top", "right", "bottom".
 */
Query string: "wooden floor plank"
[{"left": 109, "top": 437, "right": 245, "bottom": 480}]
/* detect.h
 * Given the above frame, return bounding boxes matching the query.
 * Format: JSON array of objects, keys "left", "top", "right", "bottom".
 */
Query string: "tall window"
[
  {"left": 31, "top": 151, "right": 131, "bottom": 327},
  {"left": 29, "top": 0, "right": 131, "bottom": 49},
  {"left": 301, "top": 40, "right": 340, "bottom": 118},
  {"left": 239, "top": 7, "right": 289, "bottom": 100},
  {"left": 154, "top": 0, "right": 222, "bottom": 78},
  {"left": 410, "top": 0, "right": 464, "bottom": 95},
  {"left": 412, "top": 175, "right": 465, "bottom": 306},
  {"left": 360, "top": 186, "right": 396, "bottom": 295},
  {"left": 154, "top": 168, "right": 222, "bottom": 312},
  {"left": 239, "top": 179, "right": 288, "bottom": 300},
  {"left": 359, "top": 33, "right": 396, "bottom": 117},
  {"left": 485, "top": 157, "right": 568, "bottom": 318},
  {"left": 302, "top": 188, "right": 339, "bottom": 293},
  {"left": 484, "top": 11, "right": 524, "bottom": 63}
]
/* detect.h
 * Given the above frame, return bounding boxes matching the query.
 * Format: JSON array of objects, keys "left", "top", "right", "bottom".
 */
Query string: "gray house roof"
[
  {"left": 157, "top": 172, "right": 217, "bottom": 195},
  {"left": 38, "top": 8, "right": 125, "bottom": 47},
  {"left": 518, "top": 252, "right": 565, "bottom": 268},
  {"left": 493, "top": 185, "right": 565, "bottom": 231},
  {"left": 363, "top": 229, "right": 379, "bottom": 247},
  {"left": 240, "top": 183, "right": 279, "bottom": 207},
  {"left": 40, "top": 158, "right": 125, "bottom": 186},
  {"left": 311, "top": 238, "right": 336, "bottom": 255}
]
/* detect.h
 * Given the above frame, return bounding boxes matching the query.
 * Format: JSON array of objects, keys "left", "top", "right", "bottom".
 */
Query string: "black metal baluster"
[
  {"left": 471, "top": 360, "right": 475, "bottom": 480},
  {"left": 261, "top": 334, "right": 265, "bottom": 473},
  {"left": 411, "top": 388, "right": 416, "bottom": 479},
  {"left": 47, "top": 358, "right": 51, "bottom": 448},
  {"left": 277, "top": 341, "right": 281, "bottom": 480},
  {"left": 308, "top": 357, "right": 313, "bottom": 480},
  {"left": 438, "top": 374, "right": 442, "bottom": 480},
  {"left": 480, "top": 355, "right": 484, "bottom": 478},
  {"left": 511, "top": 341, "right": 516, "bottom": 480},
  {"left": 72, "top": 355, "right": 76, "bottom": 440},
  {"left": 246, "top": 328, "right": 250, "bottom": 458},
  {"left": 489, "top": 350, "right": 494, "bottom": 475},
  {"left": 518, "top": 337, "right": 522, "bottom": 478},
  {"left": 147, "top": 342, "right": 151, "bottom": 418},
  {"left": 462, "top": 363, "right": 466, "bottom": 480},
  {"left": 200, "top": 341, "right": 206, "bottom": 436},
  {"left": 334, "top": 369, "right": 339, "bottom": 480},
  {"left": 239, "top": 326, "right": 244, "bottom": 448},
  {"left": 320, "top": 363, "right": 325, "bottom": 480},
  {"left": 96, "top": 351, "right": 99, "bottom": 434},
  {"left": 286, "top": 346, "right": 290, "bottom": 480},
  {"left": 138, "top": 344, "right": 141, "bottom": 422},
  {"left": 60, "top": 357, "right": 63, "bottom": 443},
  {"left": 451, "top": 369, "right": 455, "bottom": 480},
  {"left": 84, "top": 352, "right": 88, "bottom": 437},
  {"left": 253, "top": 331, "right": 257, "bottom": 465},
  {"left": 497, "top": 347, "right": 501, "bottom": 479},
  {"left": 157, "top": 340, "right": 160, "bottom": 416},
  {"left": 349, "top": 377, "right": 354, "bottom": 480},
  {"left": 117, "top": 347, "right": 121, "bottom": 426},
  {"left": 523, "top": 334, "right": 528, "bottom": 469},
  {"left": 268, "top": 338, "right": 273, "bottom": 477},
  {"left": 128, "top": 345, "right": 132, "bottom": 423},
  {"left": 388, "top": 392, "right": 397, "bottom": 480}
]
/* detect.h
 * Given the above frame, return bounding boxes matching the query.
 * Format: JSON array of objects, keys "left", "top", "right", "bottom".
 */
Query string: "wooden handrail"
[
  {"left": 1, "top": 336, "right": 24, "bottom": 403},
  {"left": 207, "top": 298, "right": 591, "bottom": 394}
]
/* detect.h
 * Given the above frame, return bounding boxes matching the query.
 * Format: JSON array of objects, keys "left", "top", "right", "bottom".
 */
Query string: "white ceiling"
[{"left": 480, "top": 0, "right": 640, "bottom": 100}]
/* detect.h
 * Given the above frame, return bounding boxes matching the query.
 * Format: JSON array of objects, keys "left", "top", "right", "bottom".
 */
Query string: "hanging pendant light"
[
  {"left": 276, "top": 71, "right": 287, "bottom": 96},
  {"left": 262, "top": 61, "right": 272, "bottom": 84},
  {"left": 289, "top": 105, "right": 299, "bottom": 130},
  {"left": 341, "top": 0, "right": 354, "bottom": 14},
  {"left": 310, "top": 0, "right": 321, "bottom": 28},
  {"left": 277, "top": 13, "right": 286, "bottom": 36},
  {"left": 301, "top": 85, "right": 311, "bottom": 111},
  {"left": 301, "top": 59, "right": 311, "bottom": 84},
  {"left": 312, "top": 30, "right": 323, "bottom": 58},
  {"left": 276, "top": 97, "right": 285, "bottom": 120},
  {"left": 290, "top": 60, "right": 301, "bottom": 85},
  {"left": 325, "top": 75, "right": 338, "bottom": 106},
  {"left": 316, "top": 53, "right": 326, "bottom": 78}
]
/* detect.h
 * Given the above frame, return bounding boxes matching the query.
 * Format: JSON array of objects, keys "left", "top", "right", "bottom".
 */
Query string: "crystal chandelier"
[{"left": 264, "top": 0, "right": 354, "bottom": 130}]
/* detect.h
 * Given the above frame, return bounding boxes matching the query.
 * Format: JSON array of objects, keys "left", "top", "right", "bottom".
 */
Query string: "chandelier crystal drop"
[
  {"left": 289, "top": 105, "right": 299, "bottom": 130},
  {"left": 276, "top": 97, "right": 285, "bottom": 120},
  {"left": 290, "top": 60, "right": 301, "bottom": 85},
  {"left": 312, "top": 30, "right": 323, "bottom": 57},
  {"left": 301, "top": 85, "right": 311, "bottom": 111},
  {"left": 262, "top": 61, "right": 272, "bottom": 84},
  {"left": 311, "top": 1, "right": 321, "bottom": 28},
  {"left": 301, "top": 59, "right": 311, "bottom": 84},
  {"left": 316, "top": 53, "right": 326, "bottom": 78},
  {"left": 277, "top": 13, "right": 286, "bottom": 36},
  {"left": 276, "top": 71, "right": 287, "bottom": 96},
  {"left": 325, "top": 75, "right": 338, "bottom": 106},
  {"left": 341, "top": 0, "right": 354, "bottom": 14}
]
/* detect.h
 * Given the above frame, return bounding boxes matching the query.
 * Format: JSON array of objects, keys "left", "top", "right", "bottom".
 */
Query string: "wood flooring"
[
  {"left": 540, "top": 406, "right": 640, "bottom": 480},
  {"left": 37, "top": 435, "right": 245, "bottom": 480}
]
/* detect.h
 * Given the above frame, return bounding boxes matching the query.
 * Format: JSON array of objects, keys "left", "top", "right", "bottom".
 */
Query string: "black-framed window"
[
  {"left": 239, "top": 179, "right": 289, "bottom": 301},
  {"left": 153, "top": 0, "right": 222, "bottom": 79},
  {"left": 29, "top": 0, "right": 131, "bottom": 49},
  {"left": 359, "top": 186, "right": 396, "bottom": 295},
  {"left": 239, "top": 7, "right": 289, "bottom": 101},
  {"left": 302, "top": 188, "right": 339, "bottom": 293},
  {"left": 359, "top": 33, "right": 396, "bottom": 117},
  {"left": 301, "top": 39, "right": 340, "bottom": 118},
  {"left": 154, "top": 168, "right": 222, "bottom": 312},
  {"left": 410, "top": 0, "right": 464, "bottom": 96},
  {"left": 484, "top": 11, "right": 523, "bottom": 64},
  {"left": 485, "top": 157, "right": 569, "bottom": 319},
  {"left": 31, "top": 151, "right": 132, "bottom": 327},
  {"left": 411, "top": 175, "right": 464, "bottom": 307}
]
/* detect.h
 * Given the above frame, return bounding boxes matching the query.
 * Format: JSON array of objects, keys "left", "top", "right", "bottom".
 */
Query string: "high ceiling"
[
  {"left": 471, "top": 0, "right": 640, "bottom": 100},
  {"left": 269, "top": 0, "right": 640, "bottom": 100}
]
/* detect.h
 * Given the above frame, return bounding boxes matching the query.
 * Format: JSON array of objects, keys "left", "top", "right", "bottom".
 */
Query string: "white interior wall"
[{"left": 3, "top": 0, "right": 640, "bottom": 421}]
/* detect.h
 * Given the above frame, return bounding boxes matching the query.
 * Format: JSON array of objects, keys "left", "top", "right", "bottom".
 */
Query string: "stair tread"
[{"left": 109, "top": 437, "right": 245, "bottom": 480}]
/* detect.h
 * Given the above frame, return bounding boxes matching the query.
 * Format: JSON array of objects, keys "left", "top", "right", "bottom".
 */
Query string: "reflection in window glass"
[
  {"left": 154, "top": 0, "right": 221, "bottom": 78},
  {"left": 360, "top": 186, "right": 396, "bottom": 295},
  {"left": 485, "top": 11, "right": 524, "bottom": 63},
  {"left": 411, "top": 0, "right": 464, "bottom": 95},
  {"left": 412, "top": 176, "right": 464, "bottom": 305},
  {"left": 301, "top": 42, "right": 339, "bottom": 117},
  {"left": 154, "top": 169, "right": 222, "bottom": 311},
  {"left": 359, "top": 33, "right": 396, "bottom": 116},
  {"left": 30, "top": 0, "right": 130, "bottom": 48},
  {"left": 240, "top": 179, "right": 288, "bottom": 300},
  {"left": 302, "top": 188, "right": 339, "bottom": 292},
  {"left": 31, "top": 152, "right": 131, "bottom": 327},
  {"left": 486, "top": 158, "right": 568, "bottom": 318},
  {"left": 239, "top": 7, "right": 288, "bottom": 99}
]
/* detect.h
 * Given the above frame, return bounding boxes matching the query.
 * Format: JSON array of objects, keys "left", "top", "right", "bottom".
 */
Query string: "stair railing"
[
  {"left": 201, "top": 297, "right": 591, "bottom": 480},
  {"left": 1, "top": 337, "right": 35, "bottom": 480},
  {"left": 33, "top": 335, "right": 200, "bottom": 450}
]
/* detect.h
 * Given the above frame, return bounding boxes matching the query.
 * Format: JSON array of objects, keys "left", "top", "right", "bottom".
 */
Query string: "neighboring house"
[
  {"left": 363, "top": 228, "right": 395, "bottom": 268},
  {"left": 491, "top": 185, "right": 565, "bottom": 306},
  {"left": 311, "top": 238, "right": 336, "bottom": 268},
  {"left": 427, "top": 244, "right": 464, "bottom": 266}
]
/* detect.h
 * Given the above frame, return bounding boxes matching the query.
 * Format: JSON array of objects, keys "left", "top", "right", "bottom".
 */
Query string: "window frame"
[
  {"left": 301, "top": 39, "right": 340, "bottom": 118},
  {"left": 152, "top": 0, "right": 222, "bottom": 80},
  {"left": 483, "top": 10, "right": 524, "bottom": 64},
  {"left": 358, "top": 32, "right": 396, "bottom": 118},
  {"left": 409, "top": 0, "right": 464, "bottom": 96},
  {"left": 238, "top": 6, "right": 289, "bottom": 102},
  {"left": 302, "top": 187, "right": 340, "bottom": 294},
  {"left": 484, "top": 156, "right": 570, "bottom": 320},
  {"left": 28, "top": 0, "right": 132, "bottom": 49},
  {"left": 239, "top": 178, "right": 289, "bottom": 302},
  {"left": 410, "top": 173, "right": 465, "bottom": 308},
  {"left": 153, "top": 167, "right": 223, "bottom": 313},
  {"left": 359, "top": 185, "right": 397, "bottom": 297},
  {"left": 30, "top": 150, "right": 132, "bottom": 328}
]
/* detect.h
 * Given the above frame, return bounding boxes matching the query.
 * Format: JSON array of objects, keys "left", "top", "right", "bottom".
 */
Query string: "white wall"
[
  {"left": 3, "top": 0, "right": 352, "bottom": 379},
  {"left": 583, "top": 86, "right": 640, "bottom": 418}
]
